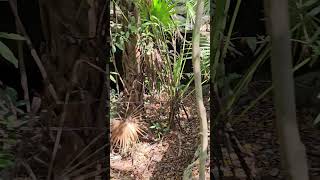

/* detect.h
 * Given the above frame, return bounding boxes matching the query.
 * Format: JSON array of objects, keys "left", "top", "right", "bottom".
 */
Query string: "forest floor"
[
  {"left": 110, "top": 90, "right": 210, "bottom": 179},
  {"left": 230, "top": 82, "right": 320, "bottom": 179},
  {"left": 221, "top": 81, "right": 320, "bottom": 179},
  {"left": 110, "top": 82, "right": 320, "bottom": 179}
]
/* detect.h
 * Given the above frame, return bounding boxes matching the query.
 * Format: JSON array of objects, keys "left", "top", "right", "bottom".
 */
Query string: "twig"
[
  {"left": 64, "top": 132, "right": 104, "bottom": 170},
  {"left": 8, "top": 0, "right": 60, "bottom": 103},
  {"left": 224, "top": 132, "right": 236, "bottom": 176},
  {"left": 47, "top": 92, "right": 70, "bottom": 180},
  {"left": 72, "top": 59, "right": 107, "bottom": 79},
  {"left": 178, "top": 132, "right": 182, "bottom": 157},
  {"left": 110, "top": 53, "right": 128, "bottom": 94},
  {"left": 62, "top": 143, "right": 108, "bottom": 176},
  {"left": 181, "top": 103, "right": 190, "bottom": 121},
  {"left": 20, "top": 159, "right": 37, "bottom": 180},
  {"left": 226, "top": 123, "right": 255, "bottom": 179},
  {"left": 33, "top": 156, "right": 48, "bottom": 167},
  {"left": 12, "top": 0, "right": 30, "bottom": 112},
  {"left": 176, "top": 113, "right": 186, "bottom": 134},
  {"left": 67, "top": 160, "right": 98, "bottom": 177}
]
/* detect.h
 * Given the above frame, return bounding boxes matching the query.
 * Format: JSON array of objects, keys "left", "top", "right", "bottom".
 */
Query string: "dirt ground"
[
  {"left": 226, "top": 82, "right": 320, "bottom": 179},
  {"left": 232, "top": 95, "right": 320, "bottom": 179},
  {"left": 110, "top": 83, "right": 320, "bottom": 179},
  {"left": 110, "top": 91, "right": 210, "bottom": 179}
]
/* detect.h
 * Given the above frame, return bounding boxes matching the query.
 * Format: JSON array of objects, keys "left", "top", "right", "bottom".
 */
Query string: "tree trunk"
[
  {"left": 266, "top": 0, "right": 309, "bottom": 179},
  {"left": 192, "top": 0, "right": 208, "bottom": 179},
  {"left": 119, "top": 0, "right": 143, "bottom": 116},
  {"left": 38, "top": 0, "right": 108, "bottom": 178}
]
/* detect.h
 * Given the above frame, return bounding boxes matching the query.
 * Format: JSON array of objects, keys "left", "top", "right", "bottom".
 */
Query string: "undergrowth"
[{"left": 0, "top": 85, "right": 27, "bottom": 170}]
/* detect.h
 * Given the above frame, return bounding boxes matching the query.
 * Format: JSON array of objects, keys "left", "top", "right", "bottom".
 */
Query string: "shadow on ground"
[{"left": 150, "top": 119, "right": 199, "bottom": 179}]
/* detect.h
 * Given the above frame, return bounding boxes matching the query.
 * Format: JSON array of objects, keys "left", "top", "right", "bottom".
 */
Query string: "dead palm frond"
[
  {"left": 111, "top": 106, "right": 145, "bottom": 153},
  {"left": 111, "top": 119, "right": 145, "bottom": 153}
]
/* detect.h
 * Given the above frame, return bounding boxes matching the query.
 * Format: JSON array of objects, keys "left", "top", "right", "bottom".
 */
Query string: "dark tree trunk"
[{"left": 37, "top": 0, "right": 108, "bottom": 178}]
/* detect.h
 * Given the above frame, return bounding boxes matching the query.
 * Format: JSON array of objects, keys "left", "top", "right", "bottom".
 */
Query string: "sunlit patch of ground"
[{"left": 110, "top": 91, "right": 210, "bottom": 179}]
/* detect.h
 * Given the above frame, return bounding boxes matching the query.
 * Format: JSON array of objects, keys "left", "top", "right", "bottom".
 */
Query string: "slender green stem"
[{"left": 239, "top": 57, "right": 312, "bottom": 116}]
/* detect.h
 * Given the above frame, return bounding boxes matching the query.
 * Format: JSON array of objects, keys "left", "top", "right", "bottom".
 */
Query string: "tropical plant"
[
  {"left": 289, "top": 0, "right": 320, "bottom": 64},
  {"left": 0, "top": 85, "right": 28, "bottom": 170},
  {"left": 0, "top": 32, "right": 25, "bottom": 68},
  {"left": 209, "top": 0, "right": 319, "bottom": 119},
  {"left": 0, "top": 33, "right": 25, "bottom": 170},
  {"left": 149, "top": 122, "right": 169, "bottom": 139},
  {"left": 110, "top": 0, "right": 209, "bottom": 155},
  {"left": 239, "top": 0, "right": 320, "bottom": 116},
  {"left": 110, "top": 89, "right": 120, "bottom": 119}
]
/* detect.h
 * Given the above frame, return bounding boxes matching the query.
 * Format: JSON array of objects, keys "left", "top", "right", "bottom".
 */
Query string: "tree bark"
[
  {"left": 119, "top": 0, "right": 143, "bottom": 116},
  {"left": 37, "top": 0, "right": 108, "bottom": 178},
  {"left": 267, "top": 0, "right": 309, "bottom": 179}
]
